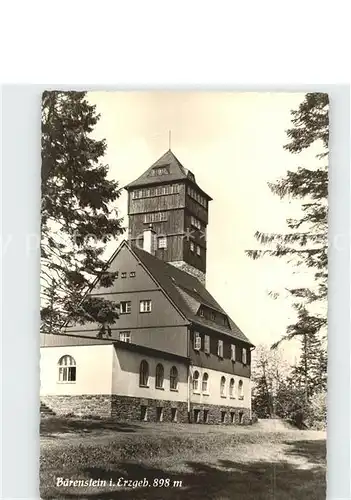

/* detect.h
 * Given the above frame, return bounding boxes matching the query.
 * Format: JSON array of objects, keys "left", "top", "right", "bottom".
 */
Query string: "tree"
[
  {"left": 251, "top": 345, "right": 291, "bottom": 418},
  {"left": 41, "top": 91, "right": 125, "bottom": 336},
  {"left": 247, "top": 93, "right": 328, "bottom": 422}
]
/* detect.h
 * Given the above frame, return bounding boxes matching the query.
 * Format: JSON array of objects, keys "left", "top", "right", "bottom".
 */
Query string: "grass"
[{"left": 40, "top": 417, "right": 326, "bottom": 499}]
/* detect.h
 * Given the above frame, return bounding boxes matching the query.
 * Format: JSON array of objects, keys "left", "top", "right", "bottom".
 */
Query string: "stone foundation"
[
  {"left": 41, "top": 395, "right": 251, "bottom": 425},
  {"left": 40, "top": 395, "right": 113, "bottom": 419}
]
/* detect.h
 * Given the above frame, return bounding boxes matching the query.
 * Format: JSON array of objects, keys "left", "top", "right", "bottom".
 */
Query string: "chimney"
[{"left": 143, "top": 224, "right": 156, "bottom": 255}]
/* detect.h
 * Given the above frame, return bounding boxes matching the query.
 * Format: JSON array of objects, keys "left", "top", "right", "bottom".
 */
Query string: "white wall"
[
  {"left": 40, "top": 345, "right": 114, "bottom": 395},
  {"left": 190, "top": 365, "right": 251, "bottom": 409},
  {"left": 112, "top": 347, "right": 188, "bottom": 402}
]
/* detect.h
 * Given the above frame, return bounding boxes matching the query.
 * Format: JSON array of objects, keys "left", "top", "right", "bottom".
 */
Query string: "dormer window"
[{"left": 150, "top": 165, "right": 170, "bottom": 176}]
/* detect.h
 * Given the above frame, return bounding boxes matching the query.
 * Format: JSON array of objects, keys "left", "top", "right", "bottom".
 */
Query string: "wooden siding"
[{"left": 189, "top": 329, "right": 251, "bottom": 377}]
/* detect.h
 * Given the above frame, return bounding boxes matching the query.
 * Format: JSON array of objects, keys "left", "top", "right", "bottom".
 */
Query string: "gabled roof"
[
  {"left": 124, "top": 150, "right": 212, "bottom": 200},
  {"left": 129, "top": 243, "right": 254, "bottom": 346}
]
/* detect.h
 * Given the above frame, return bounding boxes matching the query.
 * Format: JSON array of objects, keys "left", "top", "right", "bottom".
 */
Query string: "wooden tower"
[{"left": 125, "top": 150, "right": 212, "bottom": 285}]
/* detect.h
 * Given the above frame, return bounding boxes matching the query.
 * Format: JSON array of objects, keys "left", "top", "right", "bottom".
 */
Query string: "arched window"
[
  {"left": 229, "top": 378, "right": 235, "bottom": 398},
  {"left": 170, "top": 366, "right": 178, "bottom": 390},
  {"left": 192, "top": 370, "right": 200, "bottom": 392},
  {"left": 202, "top": 372, "right": 209, "bottom": 393},
  {"left": 220, "top": 376, "right": 226, "bottom": 397},
  {"left": 139, "top": 360, "right": 149, "bottom": 387},
  {"left": 58, "top": 355, "right": 76, "bottom": 382},
  {"left": 238, "top": 379, "right": 244, "bottom": 399},
  {"left": 155, "top": 363, "right": 164, "bottom": 389}
]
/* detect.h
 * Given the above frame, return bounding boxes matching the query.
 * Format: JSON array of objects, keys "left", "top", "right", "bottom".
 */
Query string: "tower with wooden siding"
[{"left": 125, "top": 150, "right": 212, "bottom": 285}]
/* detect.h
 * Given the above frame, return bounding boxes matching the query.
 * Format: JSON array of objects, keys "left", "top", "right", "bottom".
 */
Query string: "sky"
[{"left": 87, "top": 91, "right": 321, "bottom": 364}]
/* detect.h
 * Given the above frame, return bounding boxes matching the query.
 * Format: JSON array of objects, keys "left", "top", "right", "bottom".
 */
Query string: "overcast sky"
[{"left": 87, "top": 91, "right": 321, "bottom": 363}]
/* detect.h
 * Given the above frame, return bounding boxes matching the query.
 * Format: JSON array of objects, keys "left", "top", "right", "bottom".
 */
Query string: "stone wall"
[
  {"left": 40, "top": 395, "right": 112, "bottom": 418},
  {"left": 41, "top": 395, "right": 251, "bottom": 425}
]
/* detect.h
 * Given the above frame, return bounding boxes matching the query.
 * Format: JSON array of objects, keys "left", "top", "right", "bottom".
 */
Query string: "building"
[{"left": 40, "top": 150, "right": 255, "bottom": 424}]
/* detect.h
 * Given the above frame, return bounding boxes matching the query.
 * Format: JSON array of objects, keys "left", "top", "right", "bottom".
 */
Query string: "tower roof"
[{"left": 125, "top": 150, "right": 212, "bottom": 199}]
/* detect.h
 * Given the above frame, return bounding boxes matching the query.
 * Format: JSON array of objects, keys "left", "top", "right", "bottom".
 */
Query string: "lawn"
[{"left": 40, "top": 417, "right": 326, "bottom": 499}]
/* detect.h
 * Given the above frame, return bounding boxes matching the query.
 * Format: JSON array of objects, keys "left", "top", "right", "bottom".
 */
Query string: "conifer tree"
[
  {"left": 41, "top": 91, "right": 125, "bottom": 335},
  {"left": 247, "top": 93, "right": 328, "bottom": 414}
]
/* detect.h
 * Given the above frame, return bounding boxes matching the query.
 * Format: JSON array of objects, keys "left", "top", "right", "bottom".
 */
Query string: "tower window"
[
  {"left": 121, "top": 272, "right": 127, "bottom": 278},
  {"left": 190, "top": 216, "right": 201, "bottom": 230},
  {"left": 190, "top": 241, "right": 195, "bottom": 252},
  {"left": 196, "top": 245, "right": 201, "bottom": 256},
  {"left": 144, "top": 212, "right": 168, "bottom": 223},
  {"left": 242, "top": 348, "right": 248, "bottom": 365},
  {"left": 158, "top": 236, "right": 167, "bottom": 249},
  {"left": 130, "top": 271, "right": 136, "bottom": 278},
  {"left": 231, "top": 344, "right": 236, "bottom": 361}
]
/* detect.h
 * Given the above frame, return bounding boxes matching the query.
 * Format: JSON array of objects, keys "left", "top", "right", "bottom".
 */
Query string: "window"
[
  {"left": 140, "top": 299, "right": 152, "bottom": 313},
  {"left": 238, "top": 380, "right": 244, "bottom": 400},
  {"left": 220, "top": 376, "right": 226, "bottom": 397},
  {"left": 196, "top": 245, "right": 201, "bottom": 256},
  {"left": 58, "top": 355, "right": 76, "bottom": 382},
  {"left": 119, "top": 331, "right": 131, "bottom": 343},
  {"left": 211, "top": 311, "right": 216, "bottom": 321},
  {"left": 217, "top": 340, "right": 224, "bottom": 358},
  {"left": 229, "top": 378, "right": 235, "bottom": 398},
  {"left": 204, "top": 335, "right": 210, "bottom": 354},
  {"left": 121, "top": 272, "right": 127, "bottom": 278},
  {"left": 192, "top": 370, "right": 200, "bottom": 392},
  {"left": 199, "top": 308, "right": 205, "bottom": 318},
  {"left": 231, "top": 344, "right": 236, "bottom": 362},
  {"left": 190, "top": 216, "right": 201, "bottom": 230},
  {"left": 170, "top": 366, "right": 178, "bottom": 390},
  {"left": 144, "top": 212, "right": 168, "bottom": 224},
  {"left": 193, "top": 409, "right": 200, "bottom": 423},
  {"left": 190, "top": 241, "right": 195, "bottom": 252},
  {"left": 242, "top": 348, "right": 247, "bottom": 365},
  {"left": 140, "top": 406, "right": 148, "bottom": 421},
  {"left": 158, "top": 236, "right": 167, "bottom": 249},
  {"left": 130, "top": 271, "right": 136, "bottom": 278},
  {"left": 156, "top": 406, "right": 164, "bottom": 422},
  {"left": 120, "top": 301, "right": 131, "bottom": 314},
  {"left": 171, "top": 408, "right": 178, "bottom": 422},
  {"left": 230, "top": 411, "right": 235, "bottom": 424},
  {"left": 139, "top": 360, "right": 149, "bottom": 387},
  {"left": 155, "top": 364, "right": 164, "bottom": 389},
  {"left": 221, "top": 411, "right": 226, "bottom": 423},
  {"left": 203, "top": 409, "right": 209, "bottom": 423},
  {"left": 194, "top": 331, "right": 201, "bottom": 351},
  {"left": 202, "top": 372, "right": 209, "bottom": 393}
]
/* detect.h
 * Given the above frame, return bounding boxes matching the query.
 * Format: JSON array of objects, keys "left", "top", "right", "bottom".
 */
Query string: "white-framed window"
[
  {"left": 217, "top": 339, "right": 224, "bottom": 358},
  {"left": 190, "top": 241, "right": 195, "bottom": 252},
  {"left": 220, "top": 376, "right": 226, "bottom": 397},
  {"left": 192, "top": 370, "right": 200, "bottom": 392},
  {"left": 119, "top": 331, "right": 131, "bottom": 343},
  {"left": 202, "top": 372, "right": 209, "bottom": 393},
  {"left": 140, "top": 299, "right": 152, "bottom": 313},
  {"left": 121, "top": 272, "right": 127, "bottom": 278},
  {"left": 139, "top": 360, "right": 149, "bottom": 387},
  {"left": 194, "top": 331, "right": 201, "bottom": 350},
  {"left": 158, "top": 236, "right": 167, "bottom": 249},
  {"left": 58, "top": 355, "right": 76, "bottom": 382},
  {"left": 196, "top": 245, "right": 201, "bottom": 256},
  {"left": 130, "top": 271, "right": 136, "bottom": 278},
  {"left": 120, "top": 301, "right": 131, "bottom": 314},
  {"left": 204, "top": 335, "right": 210, "bottom": 354},
  {"left": 170, "top": 366, "right": 178, "bottom": 390},
  {"left": 229, "top": 378, "right": 235, "bottom": 398},
  {"left": 155, "top": 363, "right": 164, "bottom": 389},
  {"left": 242, "top": 348, "right": 247, "bottom": 365},
  {"left": 238, "top": 379, "right": 244, "bottom": 400},
  {"left": 231, "top": 344, "right": 236, "bottom": 361}
]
